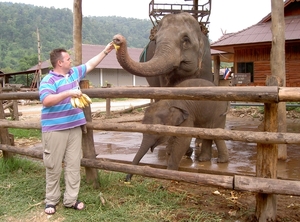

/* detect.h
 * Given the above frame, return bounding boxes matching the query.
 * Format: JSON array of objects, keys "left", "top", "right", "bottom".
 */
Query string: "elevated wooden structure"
[{"left": 148, "top": 0, "right": 211, "bottom": 33}]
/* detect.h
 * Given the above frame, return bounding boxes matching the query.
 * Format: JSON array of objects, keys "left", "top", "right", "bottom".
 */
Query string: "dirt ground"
[{"left": 10, "top": 105, "right": 300, "bottom": 221}]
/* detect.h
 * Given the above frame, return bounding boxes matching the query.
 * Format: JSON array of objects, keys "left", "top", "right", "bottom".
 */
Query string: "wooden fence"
[{"left": 1, "top": 86, "right": 300, "bottom": 218}]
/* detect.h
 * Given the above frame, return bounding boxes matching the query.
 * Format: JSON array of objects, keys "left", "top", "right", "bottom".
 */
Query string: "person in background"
[{"left": 39, "top": 42, "right": 115, "bottom": 215}]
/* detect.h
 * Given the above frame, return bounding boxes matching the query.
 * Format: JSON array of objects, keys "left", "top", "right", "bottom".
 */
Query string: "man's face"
[{"left": 59, "top": 52, "right": 72, "bottom": 72}]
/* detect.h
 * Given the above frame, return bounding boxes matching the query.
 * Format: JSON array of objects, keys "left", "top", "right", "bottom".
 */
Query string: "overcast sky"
[{"left": 1, "top": 0, "right": 273, "bottom": 42}]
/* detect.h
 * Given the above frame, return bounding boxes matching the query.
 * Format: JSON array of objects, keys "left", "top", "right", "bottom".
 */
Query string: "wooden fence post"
[
  {"left": 80, "top": 80, "right": 100, "bottom": 188},
  {"left": 11, "top": 85, "right": 19, "bottom": 120},
  {"left": 213, "top": 55, "right": 220, "bottom": 86},
  {"left": 0, "top": 87, "right": 14, "bottom": 159},
  {"left": 105, "top": 84, "right": 112, "bottom": 117},
  {"left": 255, "top": 102, "right": 278, "bottom": 220},
  {"left": 270, "top": 0, "right": 287, "bottom": 160}
]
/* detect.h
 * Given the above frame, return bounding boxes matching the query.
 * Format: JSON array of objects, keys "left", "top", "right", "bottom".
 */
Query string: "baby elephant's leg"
[
  {"left": 166, "top": 137, "right": 192, "bottom": 170},
  {"left": 214, "top": 140, "right": 229, "bottom": 163},
  {"left": 198, "top": 139, "right": 213, "bottom": 162}
]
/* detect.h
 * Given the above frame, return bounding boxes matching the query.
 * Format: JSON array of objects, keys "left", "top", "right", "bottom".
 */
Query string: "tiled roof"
[
  {"left": 29, "top": 44, "right": 144, "bottom": 70},
  {"left": 211, "top": 15, "right": 300, "bottom": 48}
]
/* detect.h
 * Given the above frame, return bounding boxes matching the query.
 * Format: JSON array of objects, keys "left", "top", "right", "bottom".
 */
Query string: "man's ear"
[{"left": 169, "top": 106, "right": 189, "bottom": 126}]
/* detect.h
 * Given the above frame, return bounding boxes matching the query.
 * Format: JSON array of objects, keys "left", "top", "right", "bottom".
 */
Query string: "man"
[{"left": 39, "top": 42, "right": 115, "bottom": 215}]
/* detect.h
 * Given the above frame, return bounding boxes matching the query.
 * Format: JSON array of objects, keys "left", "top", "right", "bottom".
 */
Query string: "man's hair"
[{"left": 50, "top": 48, "right": 67, "bottom": 68}]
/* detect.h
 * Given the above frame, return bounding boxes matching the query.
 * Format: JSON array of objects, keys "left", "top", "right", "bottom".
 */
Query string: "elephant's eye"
[{"left": 182, "top": 36, "right": 190, "bottom": 48}]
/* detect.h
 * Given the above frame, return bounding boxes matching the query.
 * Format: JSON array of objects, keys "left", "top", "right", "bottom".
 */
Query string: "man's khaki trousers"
[{"left": 42, "top": 126, "right": 82, "bottom": 207}]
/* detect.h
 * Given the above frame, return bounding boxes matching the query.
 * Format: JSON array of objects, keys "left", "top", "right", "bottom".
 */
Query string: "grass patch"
[
  {"left": 91, "top": 98, "right": 106, "bottom": 102},
  {"left": 8, "top": 128, "right": 41, "bottom": 139},
  {"left": 0, "top": 157, "right": 225, "bottom": 222}
]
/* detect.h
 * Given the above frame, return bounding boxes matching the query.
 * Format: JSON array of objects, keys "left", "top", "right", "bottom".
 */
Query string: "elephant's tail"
[{"left": 219, "top": 101, "right": 231, "bottom": 117}]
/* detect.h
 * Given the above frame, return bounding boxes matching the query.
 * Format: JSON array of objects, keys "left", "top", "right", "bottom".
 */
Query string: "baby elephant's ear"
[{"left": 170, "top": 106, "right": 189, "bottom": 126}]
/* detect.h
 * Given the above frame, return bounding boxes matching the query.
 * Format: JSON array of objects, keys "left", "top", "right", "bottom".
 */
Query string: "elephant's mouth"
[
  {"left": 172, "top": 61, "right": 198, "bottom": 77},
  {"left": 113, "top": 34, "right": 123, "bottom": 46}
]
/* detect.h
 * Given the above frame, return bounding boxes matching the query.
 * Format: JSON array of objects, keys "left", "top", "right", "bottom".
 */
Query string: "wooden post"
[
  {"left": 0, "top": 86, "right": 14, "bottom": 158},
  {"left": 11, "top": 85, "right": 19, "bottom": 120},
  {"left": 80, "top": 83, "right": 99, "bottom": 188},
  {"left": 105, "top": 84, "right": 111, "bottom": 117},
  {"left": 270, "top": 0, "right": 287, "bottom": 160},
  {"left": 73, "top": 0, "right": 82, "bottom": 66},
  {"left": 255, "top": 103, "right": 278, "bottom": 221},
  {"left": 213, "top": 55, "right": 220, "bottom": 86},
  {"left": 74, "top": 0, "right": 99, "bottom": 188},
  {"left": 106, "top": 98, "right": 111, "bottom": 117}
]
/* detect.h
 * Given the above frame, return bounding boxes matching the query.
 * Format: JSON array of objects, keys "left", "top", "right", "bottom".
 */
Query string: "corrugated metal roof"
[
  {"left": 211, "top": 15, "right": 300, "bottom": 49},
  {"left": 259, "top": 0, "right": 300, "bottom": 23},
  {"left": 29, "top": 44, "right": 144, "bottom": 70},
  {"left": 211, "top": 0, "right": 300, "bottom": 51}
]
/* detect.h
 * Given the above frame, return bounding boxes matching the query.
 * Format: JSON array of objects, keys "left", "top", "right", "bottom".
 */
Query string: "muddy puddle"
[{"left": 95, "top": 117, "right": 300, "bottom": 180}]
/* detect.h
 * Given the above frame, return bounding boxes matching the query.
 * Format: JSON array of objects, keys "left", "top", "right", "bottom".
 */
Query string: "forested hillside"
[{"left": 0, "top": 2, "right": 152, "bottom": 72}]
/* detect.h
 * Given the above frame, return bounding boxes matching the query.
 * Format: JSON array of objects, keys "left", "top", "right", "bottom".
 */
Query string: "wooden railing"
[{"left": 1, "top": 85, "right": 300, "bottom": 217}]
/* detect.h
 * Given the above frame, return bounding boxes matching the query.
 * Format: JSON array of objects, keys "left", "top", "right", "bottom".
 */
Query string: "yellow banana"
[
  {"left": 74, "top": 97, "right": 83, "bottom": 108},
  {"left": 82, "top": 93, "right": 92, "bottom": 104},
  {"left": 113, "top": 43, "right": 120, "bottom": 51},
  {"left": 70, "top": 97, "right": 76, "bottom": 108},
  {"left": 80, "top": 95, "right": 89, "bottom": 107}
]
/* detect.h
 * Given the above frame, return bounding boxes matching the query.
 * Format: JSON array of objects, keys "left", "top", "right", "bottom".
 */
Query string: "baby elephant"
[{"left": 125, "top": 79, "right": 229, "bottom": 181}]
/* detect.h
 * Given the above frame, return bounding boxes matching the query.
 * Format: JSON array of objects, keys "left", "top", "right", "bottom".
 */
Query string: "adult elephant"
[
  {"left": 113, "top": 12, "right": 212, "bottom": 87},
  {"left": 125, "top": 79, "right": 229, "bottom": 182}
]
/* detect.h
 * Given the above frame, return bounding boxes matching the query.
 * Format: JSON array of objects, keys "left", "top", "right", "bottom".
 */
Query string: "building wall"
[
  {"left": 86, "top": 68, "right": 148, "bottom": 87},
  {"left": 234, "top": 43, "right": 300, "bottom": 86}
]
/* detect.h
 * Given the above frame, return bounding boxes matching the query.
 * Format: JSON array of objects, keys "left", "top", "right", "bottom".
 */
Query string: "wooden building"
[{"left": 211, "top": 0, "right": 300, "bottom": 87}]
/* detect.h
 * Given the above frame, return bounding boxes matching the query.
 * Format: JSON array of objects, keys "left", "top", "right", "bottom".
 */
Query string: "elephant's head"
[
  {"left": 113, "top": 12, "right": 212, "bottom": 86},
  {"left": 141, "top": 100, "right": 189, "bottom": 152}
]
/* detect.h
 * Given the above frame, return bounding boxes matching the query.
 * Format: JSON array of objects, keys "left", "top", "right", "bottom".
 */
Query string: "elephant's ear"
[{"left": 169, "top": 106, "right": 189, "bottom": 126}]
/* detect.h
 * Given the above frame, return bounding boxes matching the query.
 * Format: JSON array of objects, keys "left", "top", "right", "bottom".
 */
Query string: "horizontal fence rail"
[
  {"left": 1, "top": 119, "right": 300, "bottom": 144},
  {"left": 1, "top": 143, "right": 300, "bottom": 196},
  {"left": 0, "top": 86, "right": 281, "bottom": 102},
  {"left": 1, "top": 86, "right": 300, "bottom": 102}
]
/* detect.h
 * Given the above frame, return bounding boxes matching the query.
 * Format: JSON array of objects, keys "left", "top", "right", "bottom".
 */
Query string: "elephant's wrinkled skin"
[
  {"left": 113, "top": 12, "right": 212, "bottom": 87},
  {"left": 126, "top": 79, "right": 229, "bottom": 181}
]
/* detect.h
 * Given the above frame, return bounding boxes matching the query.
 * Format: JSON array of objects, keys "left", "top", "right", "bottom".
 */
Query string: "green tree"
[{"left": 0, "top": 2, "right": 152, "bottom": 72}]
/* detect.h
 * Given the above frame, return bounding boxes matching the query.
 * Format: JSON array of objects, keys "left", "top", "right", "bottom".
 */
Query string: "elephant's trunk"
[{"left": 113, "top": 34, "right": 179, "bottom": 77}]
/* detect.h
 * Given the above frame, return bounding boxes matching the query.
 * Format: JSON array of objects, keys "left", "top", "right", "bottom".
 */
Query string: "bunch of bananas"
[{"left": 70, "top": 93, "right": 92, "bottom": 109}]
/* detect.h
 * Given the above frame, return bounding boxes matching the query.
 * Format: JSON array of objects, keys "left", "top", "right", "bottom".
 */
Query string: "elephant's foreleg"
[
  {"left": 198, "top": 139, "right": 213, "bottom": 162},
  {"left": 125, "top": 137, "right": 156, "bottom": 181},
  {"left": 214, "top": 140, "right": 229, "bottom": 163},
  {"left": 166, "top": 137, "right": 191, "bottom": 170}
]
